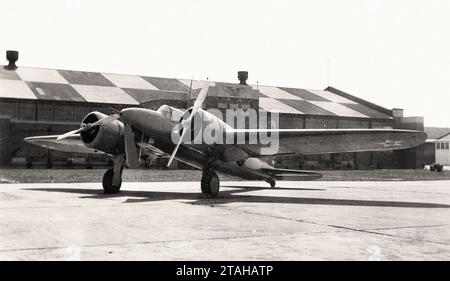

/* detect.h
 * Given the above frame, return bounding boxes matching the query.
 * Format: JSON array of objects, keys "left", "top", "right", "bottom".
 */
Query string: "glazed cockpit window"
[{"left": 157, "top": 105, "right": 184, "bottom": 122}]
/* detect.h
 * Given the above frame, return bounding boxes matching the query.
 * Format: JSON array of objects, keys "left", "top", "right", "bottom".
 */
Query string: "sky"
[{"left": 1, "top": 0, "right": 450, "bottom": 127}]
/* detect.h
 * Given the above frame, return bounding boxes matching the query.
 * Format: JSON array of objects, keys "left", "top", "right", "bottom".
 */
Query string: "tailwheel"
[
  {"left": 266, "top": 178, "right": 276, "bottom": 188},
  {"left": 102, "top": 167, "right": 122, "bottom": 194},
  {"left": 201, "top": 170, "right": 220, "bottom": 198}
]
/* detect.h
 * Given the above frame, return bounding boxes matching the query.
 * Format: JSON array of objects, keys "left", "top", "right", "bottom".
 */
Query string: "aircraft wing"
[
  {"left": 24, "top": 135, "right": 105, "bottom": 155},
  {"left": 227, "top": 128, "right": 427, "bottom": 155}
]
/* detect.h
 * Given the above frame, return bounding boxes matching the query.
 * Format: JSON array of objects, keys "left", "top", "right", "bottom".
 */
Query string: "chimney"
[
  {"left": 238, "top": 71, "right": 248, "bottom": 85},
  {"left": 5, "top": 50, "right": 18, "bottom": 70},
  {"left": 392, "top": 108, "right": 404, "bottom": 118}
]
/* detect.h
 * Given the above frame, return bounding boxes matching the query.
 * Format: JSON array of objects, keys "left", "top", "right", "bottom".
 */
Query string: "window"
[
  {"left": 0, "top": 101, "right": 19, "bottom": 119},
  {"left": 338, "top": 119, "right": 369, "bottom": 129},
  {"left": 37, "top": 103, "right": 53, "bottom": 121},
  {"left": 436, "top": 142, "right": 450, "bottom": 150},
  {"left": 54, "top": 105, "right": 73, "bottom": 122},
  {"left": 306, "top": 117, "right": 338, "bottom": 129},
  {"left": 282, "top": 117, "right": 303, "bottom": 129},
  {"left": 19, "top": 103, "right": 35, "bottom": 120},
  {"left": 372, "top": 120, "right": 393, "bottom": 129},
  {"left": 157, "top": 105, "right": 184, "bottom": 122}
]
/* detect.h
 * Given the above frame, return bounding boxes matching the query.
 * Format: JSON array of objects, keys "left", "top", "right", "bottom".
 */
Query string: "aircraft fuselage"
[{"left": 120, "top": 108, "right": 272, "bottom": 181}]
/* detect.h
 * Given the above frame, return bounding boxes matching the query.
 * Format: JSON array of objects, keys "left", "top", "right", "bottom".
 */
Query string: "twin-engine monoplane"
[{"left": 25, "top": 85, "right": 427, "bottom": 197}]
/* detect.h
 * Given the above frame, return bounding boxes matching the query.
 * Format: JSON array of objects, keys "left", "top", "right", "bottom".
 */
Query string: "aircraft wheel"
[
  {"left": 201, "top": 171, "right": 220, "bottom": 198},
  {"left": 102, "top": 168, "right": 122, "bottom": 194},
  {"left": 266, "top": 178, "right": 276, "bottom": 188},
  {"left": 144, "top": 157, "right": 153, "bottom": 169}
]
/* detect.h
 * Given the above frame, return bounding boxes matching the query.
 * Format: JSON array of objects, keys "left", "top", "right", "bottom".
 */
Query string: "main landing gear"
[
  {"left": 102, "top": 154, "right": 124, "bottom": 194},
  {"left": 201, "top": 169, "right": 220, "bottom": 198},
  {"left": 200, "top": 147, "right": 224, "bottom": 198},
  {"left": 265, "top": 178, "right": 276, "bottom": 188}
]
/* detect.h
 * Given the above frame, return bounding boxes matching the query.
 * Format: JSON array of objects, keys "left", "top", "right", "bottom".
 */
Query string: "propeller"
[
  {"left": 55, "top": 109, "right": 141, "bottom": 169},
  {"left": 167, "top": 84, "right": 209, "bottom": 167},
  {"left": 56, "top": 114, "right": 119, "bottom": 140}
]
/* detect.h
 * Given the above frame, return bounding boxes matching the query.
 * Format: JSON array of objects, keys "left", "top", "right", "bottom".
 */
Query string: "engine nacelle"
[{"left": 80, "top": 111, "right": 124, "bottom": 155}]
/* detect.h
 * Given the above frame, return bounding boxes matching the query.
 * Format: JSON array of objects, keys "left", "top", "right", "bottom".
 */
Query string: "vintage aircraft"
[{"left": 24, "top": 85, "right": 427, "bottom": 197}]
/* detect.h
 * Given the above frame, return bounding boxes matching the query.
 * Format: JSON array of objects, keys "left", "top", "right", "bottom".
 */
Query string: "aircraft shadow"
[
  {"left": 220, "top": 185, "right": 326, "bottom": 191},
  {"left": 24, "top": 187, "right": 450, "bottom": 209}
]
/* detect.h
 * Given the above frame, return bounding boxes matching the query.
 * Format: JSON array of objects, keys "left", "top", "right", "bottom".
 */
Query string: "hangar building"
[
  {"left": 423, "top": 130, "right": 450, "bottom": 166},
  {"left": 0, "top": 51, "right": 425, "bottom": 169}
]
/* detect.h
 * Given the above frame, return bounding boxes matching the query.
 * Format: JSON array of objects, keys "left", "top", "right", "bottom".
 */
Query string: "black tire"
[
  {"left": 201, "top": 171, "right": 220, "bottom": 198},
  {"left": 102, "top": 168, "right": 122, "bottom": 194},
  {"left": 144, "top": 157, "right": 153, "bottom": 169},
  {"left": 267, "top": 178, "right": 276, "bottom": 188}
]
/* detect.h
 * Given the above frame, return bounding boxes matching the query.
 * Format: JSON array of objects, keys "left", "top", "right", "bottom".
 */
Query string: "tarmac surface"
[{"left": 1, "top": 180, "right": 450, "bottom": 260}]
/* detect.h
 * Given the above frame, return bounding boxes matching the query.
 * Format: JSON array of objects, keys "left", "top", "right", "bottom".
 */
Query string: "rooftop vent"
[
  {"left": 238, "top": 71, "right": 248, "bottom": 85},
  {"left": 5, "top": 50, "right": 18, "bottom": 70}
]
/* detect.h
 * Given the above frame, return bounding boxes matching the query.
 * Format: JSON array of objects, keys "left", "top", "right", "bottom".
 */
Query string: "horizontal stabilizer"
[{"left": 261, "top": 168, "right": 323, "bottom": 181}]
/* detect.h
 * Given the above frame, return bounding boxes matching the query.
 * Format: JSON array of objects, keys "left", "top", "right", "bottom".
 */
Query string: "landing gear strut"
[{"left": 102, "top": 154, "right": 124, "bottom": 194}]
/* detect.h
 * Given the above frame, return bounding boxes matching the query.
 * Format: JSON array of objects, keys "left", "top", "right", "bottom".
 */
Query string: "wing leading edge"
[
  {"left": 24, "top": 135, "right": 104, "bottom": 155},
  {"left": 227, "top": 128, "right": 427, "bottom": 155},
  {"left": 24, "top": 134, "right": 166, "bottom": 157}
]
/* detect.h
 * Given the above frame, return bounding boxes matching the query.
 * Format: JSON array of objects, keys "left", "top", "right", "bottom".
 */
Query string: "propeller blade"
[
  {"left": 56, "top": 128, "right": 84, "bottom": 140},
  {"left": 56, "top": 114, "right": 119, "bottom": 141},
  {"left": 167, "top": 84, "right": 209, "bottom": 167},
  {"left": 124, "top": 123, "right": 140, "bottom": 169},
  {"left": 192, "top": 85, "right": 209, "bottom": 113},
  {"left": 167, "top": 126, "right": 188, "bottom": 167},
  {"left": 90, "top": 114, "right": 120, "bottom": 127}
]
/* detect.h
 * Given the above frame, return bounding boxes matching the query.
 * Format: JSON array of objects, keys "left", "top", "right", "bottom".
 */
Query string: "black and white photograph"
[{"left": 0, "top": 0, "right": 449, "bottom": 273}]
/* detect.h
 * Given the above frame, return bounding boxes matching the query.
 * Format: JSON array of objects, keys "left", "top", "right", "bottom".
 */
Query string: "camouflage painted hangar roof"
[{"left": 0, "top": 66, "right": 392, "bottom": 119}]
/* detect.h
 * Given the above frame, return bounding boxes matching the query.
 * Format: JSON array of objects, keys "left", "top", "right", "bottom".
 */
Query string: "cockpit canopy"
[{"left": 157, "top": 105, "right": 185, "bottom": 123}]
